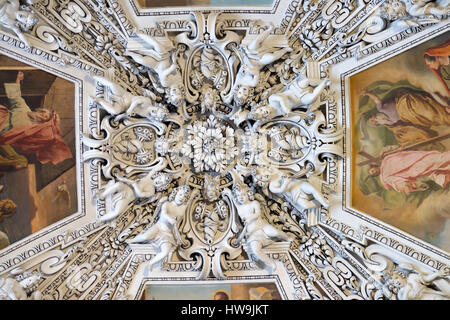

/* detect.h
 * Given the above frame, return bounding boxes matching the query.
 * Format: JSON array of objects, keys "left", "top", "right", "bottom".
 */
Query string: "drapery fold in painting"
[
  {"left": 380, "top": 150, "right": 450, "bottom": 193},
  {"left": 0, "top": 106, "right": 72, "bottom": 165},
  {"left": 0, "top": 104, "right": 9, "bottom": 132}
]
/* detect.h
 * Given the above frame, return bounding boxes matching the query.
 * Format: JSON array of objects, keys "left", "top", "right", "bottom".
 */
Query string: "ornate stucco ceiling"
[{"left": 0, "top": 0, "right": 448, "bottom": 301}]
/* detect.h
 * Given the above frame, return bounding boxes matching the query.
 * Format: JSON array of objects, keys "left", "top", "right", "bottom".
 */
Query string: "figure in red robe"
[
  {"left": 0, "top": 71, "right": 72, "bottom": 165},
  {"left": 369, "top": 150, "right": 450, "bottom": 194}
]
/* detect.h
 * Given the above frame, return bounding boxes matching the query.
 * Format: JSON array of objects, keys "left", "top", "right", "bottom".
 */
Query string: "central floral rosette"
[{"left": 181, "top": 115, "right": 237, "bottom": 174}]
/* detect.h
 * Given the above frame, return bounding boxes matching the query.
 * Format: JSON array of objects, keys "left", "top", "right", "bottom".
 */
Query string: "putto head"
[
  {"left": 203, "top": 174, "right": 221, "bottom": 202},
  {"left": 166, "top": 84, "right": 186, "bottom": 107},
  {"left": 15, "top": 10, "right": 38, "bottom": 31},
  {"left": 233, "top": 85, "right": 254, "bottom": 107},
  {"left": 251, "top": 166, "right": 274, "bottom": 188},
  {"left": 148, "top": 104, "right": 169, "bottom": 121},
  {"left": 380, "top": 0, "right": 407, "bottom": 20},
  {"left": 232, "top": 183, "right": 255, "bottom": 204},
  {"left": 154, "top": 137, "right": 173, "bottom": 155},
  {"left": 152, "top": 172, "right": 172, "bottom": 191},
  {"left": 249, "top": 104, "right": 275, "bottom": 121}
]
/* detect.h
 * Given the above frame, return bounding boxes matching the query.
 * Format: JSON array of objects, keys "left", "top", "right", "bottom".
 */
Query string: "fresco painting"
[
  {"left": 142, "top": 282, "right": 281, "bottom": 300},
  {"left": 0, "top": 54, "right": 77, "bottom": 250},
  {"left": 350, "top": 32, "right": 450, "bottom": 252},
  {"left": 136, "top": 0, "right": 274, "bottom": 8}
]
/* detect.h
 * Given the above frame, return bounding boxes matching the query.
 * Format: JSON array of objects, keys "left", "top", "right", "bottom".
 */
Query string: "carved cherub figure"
[
  {"left": 0, "top": 0, "right": 38, "bottom": 48},
  {"left": 407, "top": 0, "right": 449, "bottom": 17},
  {"left": 268, "top": 75, "right": 330, "bottom": 115},
  {"left": 125, "top": 32, "right": 186, "bottom": 108},
  {"left": 268, "top": 169, "right": 329, "bottom": 212},
  {"left": 228, "top": 183, "right": 291, "bottom": 273},
  {"left": 381, "top": 0, "right": 449, "bottom": 26},
  {"left": 92, "top": 158, "right": 169, "bottom": 222},
  {"left": 91, "top": 73, "right": 167, "bottom": 122},
  {"left": 226, "top": 25, "right": 292, "bottom": 107},
  {"left": 130, "top": 185, "right": 192, "bottom": 271},
  {"left": 248, "top": 103, "right": 277, "bottom": 122},
  {"left": 387, "top": 264, "right": 450, "bottom": 300},
  {"left": 0, "top": 268, "right": 42, "bottom": 300}
]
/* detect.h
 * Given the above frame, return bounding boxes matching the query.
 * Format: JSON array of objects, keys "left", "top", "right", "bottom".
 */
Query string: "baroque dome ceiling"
[{"left": 0, "top": 0, "right": 449, "bottom": 301}]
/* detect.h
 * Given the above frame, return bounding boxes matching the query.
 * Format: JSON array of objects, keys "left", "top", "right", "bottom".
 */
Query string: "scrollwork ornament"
[
  {"left": 5, "top": 0, "right": 445, "bottom": 301},
  {"left": 79, "top": 10, "right": 343, "bottom": 284}
]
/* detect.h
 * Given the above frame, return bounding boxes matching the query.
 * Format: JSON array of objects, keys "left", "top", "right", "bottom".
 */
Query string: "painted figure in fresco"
[
  {"left": 0, "top": 268, "right": 42, "bottom": 300},
  {"left": 268, "top": 77, "right": 330, "bottom": 115},
  {"left": 0, "top": 0, "right": 38, "bottom": 48},
  {"left": 249, "top": 286, "right": 277, "bottom": 300},
  {"left": 407, "top": 0, "right": 450, "bottom": 18},
  {"left": 361, "top": 86, "right": 450, "bottom": 129},
  {"left": 125, "top": 32, "right": 186, "bottom": 108},
  {"left": 268, "top": 169, "right": 329, "bottom": 212},
  {"left": 227, "top": 25, "right": 292, "bottom": 106},
  {"left": 213, "top": 290, "right": 230, "bottom": 300},
  {"left": 424, "top": 38, "right": 450, "bottom": 97},
  {"left": 357, "top": 82, "right": 449, "bottom": 171},
  {"left": 367, "top": 150, "right": 450, "bottom": 194},
  {"left": 357, "top": 85, "right": 447, "bottom": 192},
  {"left": 229, "top": 183, "right": 291, "bottom": 273},
  {"left": 0, "top": 198, "right": 16, "bottom": 250},
  {"left": 92, "top": 74, "right": 168, "bottom": 122},
  {"left": 0, "top": 71, "right": 72, "bottom": 165},
  {"left": 92, "top": 158, "right": 169, "bottom": 222},
  {"left": 130, "top": 185, "right": 191, "bottom": 271},
  {"left": 0, "top": 144, "right": 27, "bottom": 173}
]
